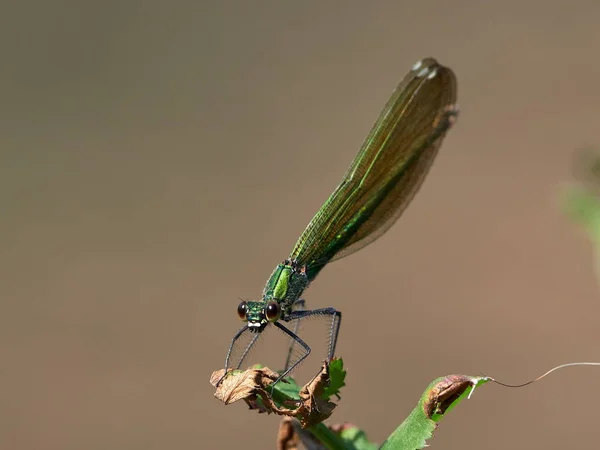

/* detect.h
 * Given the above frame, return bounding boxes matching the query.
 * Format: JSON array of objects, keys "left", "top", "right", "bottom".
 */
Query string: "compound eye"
[
  {"left": 265, "top": 301, "right": 281, "bottom": 322},
  {"left": 237, "top": 301, "right": 248, "bottom": 321}
]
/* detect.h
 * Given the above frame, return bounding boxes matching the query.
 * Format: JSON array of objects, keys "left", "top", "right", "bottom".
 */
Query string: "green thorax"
[{"left": 262, "top": 262, "right": 309, "bottom": 307}]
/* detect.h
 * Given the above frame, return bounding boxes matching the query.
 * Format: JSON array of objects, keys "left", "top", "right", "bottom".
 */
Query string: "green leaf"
[
  {"left": 323, "top": 358, "right": 346, "bottom": 400},
  {"left": 273, "top": 375, "right": 301, "bottom": 402},
  {"left": 380, "top": 375, "right": 488, "bottom": 450},
  {"left": 339, "top": 425, "right": 379, "bottom": 450},
  {"left": 562, "top": 184, "right": 600, "bottom": 285},
  {"left": 562, "top": 185, "right": 600, "bottom": 242}
]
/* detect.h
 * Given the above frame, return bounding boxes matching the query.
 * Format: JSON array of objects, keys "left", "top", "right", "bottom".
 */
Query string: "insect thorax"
[{"left": 262, "top": 262, "right": 308, "bottom": 309}]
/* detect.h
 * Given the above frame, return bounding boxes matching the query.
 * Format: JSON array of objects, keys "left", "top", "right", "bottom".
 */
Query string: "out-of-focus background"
[{"left": 2, "top": 1, "right": 600, "bottom": 449}]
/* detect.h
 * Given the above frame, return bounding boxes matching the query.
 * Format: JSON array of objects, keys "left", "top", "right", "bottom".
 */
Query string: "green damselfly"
[{"left": 218, "top": 57, "right": 458, "bottom": 387}]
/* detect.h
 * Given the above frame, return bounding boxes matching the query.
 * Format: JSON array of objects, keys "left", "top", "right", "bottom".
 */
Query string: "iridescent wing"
[{"left": 289, "top": 58, "right": 458, "bottom": 281}]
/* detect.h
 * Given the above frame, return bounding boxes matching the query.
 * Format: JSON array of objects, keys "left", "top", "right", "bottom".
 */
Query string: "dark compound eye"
[
  {"left": 237, "top": 301, "right": 248, "bottom": 321},
  {"left": 265, "top": 301, "right": 281, "bottom": 322}
]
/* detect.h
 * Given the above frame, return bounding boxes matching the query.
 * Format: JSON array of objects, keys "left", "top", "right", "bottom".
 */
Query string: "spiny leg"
[
  {"left": 284, "top": 307, "right": 342, "bottom": 362},
  {"left": 285, "top": 307, "right": 343, "bottom": 400},
  {"left": 217, "top": 324, "right": 250, "bottom": 386},
  {"left": 284, "top": 298, "right": 306, "bottom": 371},
  {"left": 272, "top": 321, "right": 311, "bottom": 388},
  {"left": 236, "top": 331, "right": 261, "bottom": 370}
]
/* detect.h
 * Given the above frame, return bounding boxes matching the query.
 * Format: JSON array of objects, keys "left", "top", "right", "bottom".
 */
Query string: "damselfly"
[{"left": 218, "top": 57, "right": 458, "bottom": 387}]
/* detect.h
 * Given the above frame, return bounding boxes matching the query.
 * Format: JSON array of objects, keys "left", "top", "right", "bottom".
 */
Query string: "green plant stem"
[{"left": 309, "top": 423, "right": 351, "bottom": 450}]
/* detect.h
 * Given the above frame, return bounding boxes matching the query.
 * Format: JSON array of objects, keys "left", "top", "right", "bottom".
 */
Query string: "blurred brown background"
[{"left": 2, "top": 1, "right": 600, "bottom": 449}]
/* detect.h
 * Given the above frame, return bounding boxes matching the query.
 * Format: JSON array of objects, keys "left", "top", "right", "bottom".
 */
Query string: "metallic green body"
[
  {"left": 262, "top": 264, "right": 307, "bottom": 303},
  {"left": 245, "top": 263, "right": 309, "bottom": 326}
]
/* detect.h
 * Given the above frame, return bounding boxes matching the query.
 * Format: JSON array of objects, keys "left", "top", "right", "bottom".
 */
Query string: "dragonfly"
[{"left": 218, "top": 57, "right": 458, "bottom": 388}]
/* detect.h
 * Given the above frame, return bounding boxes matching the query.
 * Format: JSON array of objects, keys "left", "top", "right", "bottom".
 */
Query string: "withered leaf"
[
  {"left": 423, "top": 374, "right": 474, "bottom": 417},
  {"left": 295, "top": 363, "right": 337, "bottom": 427},
  {"left": 277, "top": 417, "right": 299, "bottom": 450},
  {"left": 277, "top": 417, "right": 329, "bottom": 450},
  {"left": 210, "top": 362, "right": 337, "bottom": 428},
  {"left": 210, "top": 367, "right": 281, "bottom": 405}
]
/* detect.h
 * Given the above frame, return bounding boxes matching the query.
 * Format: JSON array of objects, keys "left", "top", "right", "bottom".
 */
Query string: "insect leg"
[
  {"left": 285, "top": 307, "right": 342, "bottom": 362},
  {"left": 272, "top": 321, "right": 311, "bottom": 388},
  {"left": 284, "top": 298, "right": 306, "bottom": 371},
  {"left": 216, "top": 324, "right": 250, "bottom": 386}
]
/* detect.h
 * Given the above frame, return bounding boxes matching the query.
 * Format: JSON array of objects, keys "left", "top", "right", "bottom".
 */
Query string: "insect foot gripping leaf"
[{"left": 210, "top": 359, "right": 347, "bottom": 428}]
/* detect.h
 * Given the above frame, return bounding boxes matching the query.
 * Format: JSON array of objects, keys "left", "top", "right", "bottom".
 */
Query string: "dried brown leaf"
[
  {"left": 295, "top": 363, "right": 337, "bottom": 427},
  {"left": 210, "top": 367, "right": 279, "bottom": 404},
  {"left": 210, "top": 362, "right": 337, "bottom": 428},
  {"left": 277, "top": 417, "right": 299, "bottom": 450},
  {"left": 277, "top": 418, "right": 328, "bottom": 450},
  {"left": 423, "top": 374, "right": 473, "bottom": 417}
]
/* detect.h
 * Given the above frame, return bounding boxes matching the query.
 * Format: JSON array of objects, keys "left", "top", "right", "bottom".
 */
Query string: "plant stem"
[{"left": 309, "top": 423, "right": 352, "bottom": 450}]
